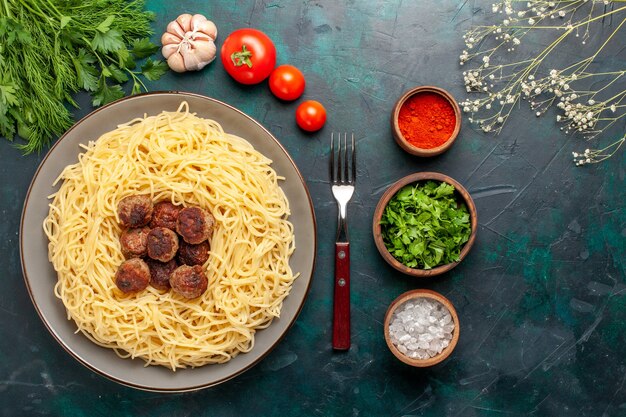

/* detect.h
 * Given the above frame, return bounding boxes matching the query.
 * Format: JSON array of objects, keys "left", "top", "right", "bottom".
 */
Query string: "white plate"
[{"left": 20, "top": 92, "right": 316, "bottom": 392}]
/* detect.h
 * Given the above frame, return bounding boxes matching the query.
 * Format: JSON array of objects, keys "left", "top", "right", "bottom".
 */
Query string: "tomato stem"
[{"left": 231, "top": 44, "right": 253, "bottom": 68}]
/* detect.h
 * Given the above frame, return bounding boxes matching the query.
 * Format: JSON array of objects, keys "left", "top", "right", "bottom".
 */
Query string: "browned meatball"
[
  {"left": 169, "top": 265, "right": 208, "bottom": 298},
  {"left": 149, "top": 201, "right": 182, "bottom": 230},
  {"left": 115, "top": 258, "right": 150, "bottom": 293},
  {"left": 176, "top": 207, "right": 215, "bottom": 244},
  {"left": 145, "top": 258, "right": 178, "bottom": 290},
  {"left": 117, "top": 195, "right": 153, "bottom": 228},
  {"left": 178, "top": 240, "right": 210, "bottom": 266},
  {"left": 119, "top": 226, "right": 150, "bottom": 258},
  {"left": 146, "top": 227, "right": 179, "bottom": 262}
]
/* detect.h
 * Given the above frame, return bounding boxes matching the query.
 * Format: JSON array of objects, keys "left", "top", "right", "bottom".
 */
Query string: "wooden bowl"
[
  {"left": 372, "top": 172, "right": 477, "bottom": 277},
  {"left": 384, "top": 289, "right": 460, "bottom": 367},
  {"left": 391, "top": 86, "right": 461, "bottom": 157}
]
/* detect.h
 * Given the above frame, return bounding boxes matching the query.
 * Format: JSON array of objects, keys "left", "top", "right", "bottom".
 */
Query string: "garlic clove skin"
[
  {"left": 166, "top": 52, "right": 187, "bottom": 73},
  {"left": 191, "top": 14, "right": 217, "bottom": 40},
  {"left": 190, "top": 13, "right": 206, "bottom": 27},
  {"left": 161, "top": 32, "right": 182, "bottom": 46},
  {"left": 192, "top": 39, "right": 217, "bottom": 68},
  {"left": 191, "top": 32, "right": 213, "bottom": 42},
  {"left": 180, "top": 39, "right": 216, "bottom": 71},
  {"left": 178, "top": 42, "right": 199, "bottom": 71},
  {"left": 161, "top": 43, "right": 179, "bottom": 60},
  {"left": 185, "top": 31, "right": 201, "bottom": 41},
  {"left": 166, "top": 20, "right": 186, "bottom": 39},
  {"left": 162, "top": 13, "right": 218, "bottom": 72},
  {"left": 176, "top": 13, "right": 193, "bottom": 32},
  {"left": 184, "top": 30, "right": 210, "bottom": 42}
]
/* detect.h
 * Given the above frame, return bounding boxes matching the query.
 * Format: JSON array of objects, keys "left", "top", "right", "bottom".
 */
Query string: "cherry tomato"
[
  {"left": 269, "top": 65, "right": 306, "bottom": 101},
  {"left": 220, "top": 29, "right": 276, "bottom": 85},
  {"left": 296, "top": 100, "right": 327, "bottom": 132}
]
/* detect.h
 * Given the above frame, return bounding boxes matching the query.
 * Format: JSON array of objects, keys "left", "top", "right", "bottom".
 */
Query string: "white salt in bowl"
[{"left": 383, "top": 289, "right": 460, "bottom": 367}]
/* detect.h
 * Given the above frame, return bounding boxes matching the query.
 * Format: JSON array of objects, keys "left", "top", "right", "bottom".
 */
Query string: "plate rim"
[{"left": 19, "top": 91, "right": 317, "bottom": 392}]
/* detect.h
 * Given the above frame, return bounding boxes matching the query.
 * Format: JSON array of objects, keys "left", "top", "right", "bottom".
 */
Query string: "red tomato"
[
  {"left": 269, "top": 65, "right": 306, "bottom": 101},
  {"left": 221, "top": 29, "right": 276, "bottom": 85},
  {"left": 296, "top": 100, "right": 327, "bottom": 132}
]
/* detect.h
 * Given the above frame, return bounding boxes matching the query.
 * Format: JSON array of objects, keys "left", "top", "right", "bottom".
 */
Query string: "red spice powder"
[{"left": 397, "top": 92, "right": 456, "bottom": 149}]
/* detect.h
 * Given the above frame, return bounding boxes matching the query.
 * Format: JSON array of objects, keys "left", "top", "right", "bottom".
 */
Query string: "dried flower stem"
[{"left": 460, "top": 0, "right": 625, "bottom": 165}]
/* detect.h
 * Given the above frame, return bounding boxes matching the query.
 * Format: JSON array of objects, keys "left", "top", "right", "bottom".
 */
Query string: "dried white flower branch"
[{"left": 460, "top": 0, "right": 625, "bottom": 165}]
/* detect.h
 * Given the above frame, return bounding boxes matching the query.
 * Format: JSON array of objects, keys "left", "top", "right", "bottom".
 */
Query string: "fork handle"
[{"left": 332, "top": 242, "right": 350, "bottom": 350}]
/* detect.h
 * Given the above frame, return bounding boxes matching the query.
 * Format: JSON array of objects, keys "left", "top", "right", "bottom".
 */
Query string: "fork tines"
[{"left": 330, "top": 133, "right": 356, "bottom": 185}]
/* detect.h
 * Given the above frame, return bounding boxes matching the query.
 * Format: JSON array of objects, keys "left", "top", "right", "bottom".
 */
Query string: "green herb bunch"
[
  {"left": 380, "top": 181, "right": 472, "bottom": 270},
  {"left": 0, "top": 0, "right": 169, "bottom": 153}
]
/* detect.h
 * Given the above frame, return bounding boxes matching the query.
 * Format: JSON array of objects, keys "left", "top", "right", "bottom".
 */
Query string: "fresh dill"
[{"left": 0, "top": 0, "right": 168, "bottom": 153}]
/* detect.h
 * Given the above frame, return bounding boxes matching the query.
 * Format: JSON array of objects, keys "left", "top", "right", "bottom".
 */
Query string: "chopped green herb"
[
  {"left": 380, "top": 180, "right": 471, "bottom": 269},
  {"left": 0, "top": 0, "right": 168, "bottom": 153}
]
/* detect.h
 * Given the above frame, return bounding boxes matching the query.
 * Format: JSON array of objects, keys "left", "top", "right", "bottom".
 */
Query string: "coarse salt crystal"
[
  {"left": 388, "top": 297, "right": 455, "bottom": 360},
  {"left": 419, "top": 333, "right": 433, "bottom": 342},
  {"left": 417, "top": 341, "right": 430, "bottom": 349}
]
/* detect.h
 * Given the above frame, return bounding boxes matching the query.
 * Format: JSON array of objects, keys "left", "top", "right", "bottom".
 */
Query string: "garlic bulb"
[{"left": 161, "top": 14, "right": 218, "bottom": 73}]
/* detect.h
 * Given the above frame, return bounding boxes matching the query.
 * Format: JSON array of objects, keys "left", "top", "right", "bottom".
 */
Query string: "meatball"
[
  {"left": 145, "top": 258, "right": 178, "bottom": 290},
  {"left": 146, "top": 227, "right": 179, "bottom": 262},
  {"left": 115, "top": 258, "right": 150, "bottom": 293},
  {"left": 149, "top": 201, "right": 182, "bottom": 230},
  {"left": 178, "top": 240, "right": 210, "bottom": 266},
  {"left": 117, "top": 195, "right": 153, "bottom": 228},
  {"left": 176, "top": 206, "right": 215, "bottom": 244},
  {"left": 169, "top": 265, "right": 208, "bottom": 299},
  {"left": 119, "top": 226, "right": 150, "bottom": 258}
]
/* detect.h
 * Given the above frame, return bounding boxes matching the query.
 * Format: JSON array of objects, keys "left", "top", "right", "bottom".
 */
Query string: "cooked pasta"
[{"left": 43, "top": 102, "right": 297, "bottom": 370}]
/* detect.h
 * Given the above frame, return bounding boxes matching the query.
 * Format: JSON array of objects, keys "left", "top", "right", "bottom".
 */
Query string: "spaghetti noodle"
[{"left": 43, "top": 102, "right": 297, "bottom": 370}]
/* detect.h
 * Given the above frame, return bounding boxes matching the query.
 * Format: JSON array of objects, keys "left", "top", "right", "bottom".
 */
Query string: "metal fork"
[{"left": 330, "top": 132, "right": 356, "bottom": 350}]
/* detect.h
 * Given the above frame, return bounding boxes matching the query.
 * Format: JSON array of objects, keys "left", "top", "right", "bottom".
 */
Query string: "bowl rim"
[
  {"left": 372, "top": 171, "right": 477, "bottom": 277},
  {"left": 390, "top": 85, "right": 462, "bottom": 157},
  {"left": 383, "top": 289, "right": 460, "bottom": 367}
]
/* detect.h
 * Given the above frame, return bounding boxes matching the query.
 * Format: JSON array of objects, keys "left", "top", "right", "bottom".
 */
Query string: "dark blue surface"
[{"left": 1, "top": 1, "right": 625, "bottom": 416}]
